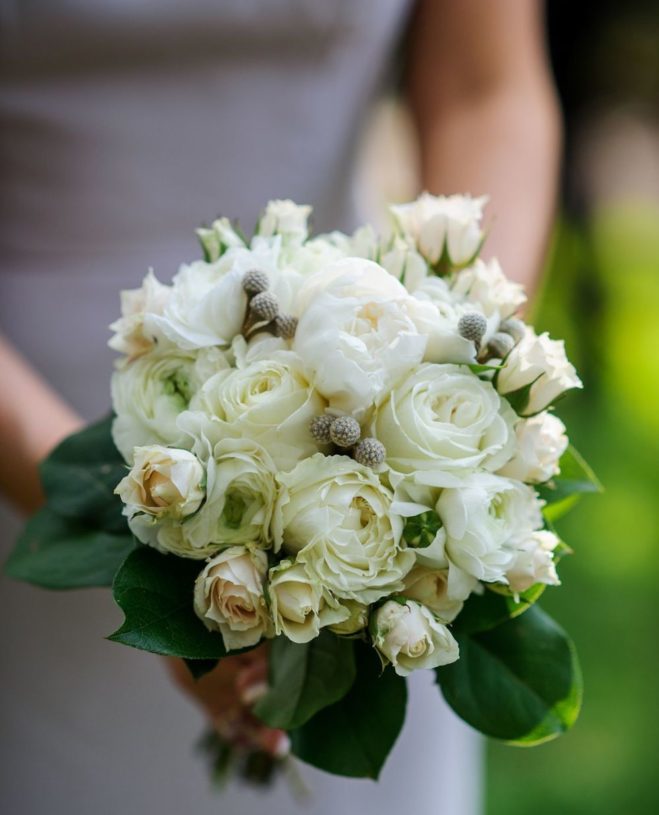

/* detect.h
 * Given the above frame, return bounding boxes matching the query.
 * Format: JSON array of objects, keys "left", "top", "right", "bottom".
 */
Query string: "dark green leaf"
[
  {"left": 4, "top": 506, "right": 135, "bottom": 589},
  {"left": 109, "top": 546, "right": 228, "bottom": 659},
  {"left": 184, "top": 658, "right": 220, "bottom": 680},
  {"left": 39, "top": 414, "right": 127, "bottom": 533},
  {"left": 537, "top": 444, "right": 603, "bottom": 506},
  {"left": 290, "top": 644, "right": 407, "bottom": 779},
  {"left": 253, "top": 631, "right": 356, "bottom": 730},
  {"left": 455, "top": 584, "right": 546, "bottom": 635},
  {"left": 437, "top": 605, "right": 582, "bottom": 745},
  {"left": 402, "top": 510, "right": 442, "bottom": 549}
]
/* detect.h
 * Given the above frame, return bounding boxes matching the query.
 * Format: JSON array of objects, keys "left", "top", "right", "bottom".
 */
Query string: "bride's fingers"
[{"left": 235, "top": 659, "right": 269, "bottom": 705}]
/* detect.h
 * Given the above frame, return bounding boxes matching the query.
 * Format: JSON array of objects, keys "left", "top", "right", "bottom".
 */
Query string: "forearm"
[{"left": 0, "top": 336, "right": 81, "bottom": 513}]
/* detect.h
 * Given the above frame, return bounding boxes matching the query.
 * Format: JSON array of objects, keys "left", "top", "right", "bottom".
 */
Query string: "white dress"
[{"left": 0, "top": 2, "right": 482, "bottom": 813}]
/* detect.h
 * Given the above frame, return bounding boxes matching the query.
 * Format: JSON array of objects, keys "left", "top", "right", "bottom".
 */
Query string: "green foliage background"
[{"left": 488, "top": 204, "right": 659, "bottom": 814}]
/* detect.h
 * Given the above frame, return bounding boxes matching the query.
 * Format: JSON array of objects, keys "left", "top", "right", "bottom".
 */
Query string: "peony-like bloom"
[
  {"left": 375, "top": 363, "right": 516, "bottom": 487},
  {"left": 267, "top": 560, "right": 348, "bottom": 644},
  {"left": 436, "top": 473, "right": 544, "bottom": 596},
  {"left": 109, "top": 271, "right": 172, "bottom": 359},
  {"left": 390, "top": 193, "right": 487, "bottom": 266},
  {"left": 498, "top": 412, "right": 568, "bottom": 483},
  {"left": 182, "top": 350, "right": 325, "bottom": 471},
  {"left": 273, "top": 454, "right": 414, "bottom": 604},
  {"left": 505, "top": 529, "right": 561, "bottom": 594},
  {"left": 194, "top": 547, "right": 272, "bottom": 651},
  {"left": 497, "top": 326, "right": 583, "bottom": 416},
  {"left": 402, "top": 565, "right": 468, "bottom": 623},
  {"left": 450, "top": 258, "right": 526, "bottom": 319},
  {"left": 372, "top": 599, "right": 459, "bottom": 676},
  {"left": 293, "top": 258, "right": 433, "bottom": 415},
  {"left": 116, "top": 445, "right": 205, "bottom": 520}
]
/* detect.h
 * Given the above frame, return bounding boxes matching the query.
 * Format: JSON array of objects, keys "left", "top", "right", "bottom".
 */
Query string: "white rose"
[
  {"left": 436, "top": 473, "right": 544, "bottom": 594},
  {"left": 497, "top": 326, "right": 583, "bottom": 416},
  {"left": 109, "top": 271, "right": 171, "bottom": 359},
  {"left": 267, "top": 560, "right": 348, "bottom": 644},
  {"left": 116, "top": 445, "right": 205, "bottom": 520},
  {"left": 372, "top": 599, "right": 459, "bottom": 676},
  {"left": 505, "top": 529, "right": 561, "bottom": 593},
  {"left": 498, "top": 412, "right": 568, "bottom": 483},
  {"left": 450, "top": 258, "right": 526, "bottom": 319},
  {"left": 194, "top": 547, "right": 272, "bottom": 651},
  {"left": 374, "top": 363, "right": 516, "bottom": 487},
  {"left": 390, "top": 193, "right": 487, "bottom": 266},
  {"left": 293, "top": 258, "right": 432, "bottom": 415},
  {"left": 196, "top": 216, "right": 246, "bottom": 262},
  {"left": 111, "top": 350, "right": 200, "bottom": 462},
  {"left": 182, "top": 350, "right": 325, "bottom": 471},
  {"left": 402, "top": 565, "right": 468, "bottom": 623},
  {"left": 274, "top": 454, "right": 414, "bottom": 604},
  {"left": 257, "top": 199, "right": 312, "bottom": 243},
  {"left": 380, "top": 237, "right": 429, "bottom": 293},
  {"left": 327, "top": 600, "right": 370, "bottom": 635}
]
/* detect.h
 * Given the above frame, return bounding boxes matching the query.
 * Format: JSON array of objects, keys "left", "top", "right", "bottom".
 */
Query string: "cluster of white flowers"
[{"left": 112, "top": 196, "right": 581, "bottom": 676}]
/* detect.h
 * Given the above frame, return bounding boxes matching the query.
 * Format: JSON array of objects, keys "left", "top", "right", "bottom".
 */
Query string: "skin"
[{"left": 0, "top": 0, "right": 560, "bottom": 755}]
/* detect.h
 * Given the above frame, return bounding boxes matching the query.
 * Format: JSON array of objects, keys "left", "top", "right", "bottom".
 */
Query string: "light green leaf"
[
  {"left": 437, "top": 605, "right": 582, "bottom": 744},
  {"left": 253, "top": 632, "right": 356, "bottom": 729},
  {"left": 537, "top": 444, "right": 603, "bottom": 506}
]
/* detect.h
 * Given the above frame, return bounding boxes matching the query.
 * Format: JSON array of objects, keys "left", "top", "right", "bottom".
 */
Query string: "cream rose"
[
  {"left": 273, "top": 454, "right": 414, "bottom": 604},
  {"left": 498, "top": 412, "right": 568, "bottom": 483},
  {"left": 256, "top": 199, "right": 312, "bottom": 243},
  {"left": 267, "top": 560, "right": 348, "bottom": 644},
  {"left": 450, "top": 258, "right": 526, "bottom": 319},
  {"left": 109, "top": 271, "right": 172, "bottom": 359},
  {"left": 402, "top": 565, "right": 468, "bottom": 623},
  {"left": 328, "top": 600, "right": 369, "bottom": 636},
  {"left": 505, "top": 529, "right": 561, "bottom": 593},
  {"left": 372, "top": 599, "right": 459, "bottom": 676},
  {"left": 116, "top": 445, "right": 205, "bottom": 520},
  {"left": 375, "top": 363, "right": 516, "bottom": 487},
  {"left": 497, "top": 326, "right": 583, "bottom": 416},
  {"left": 194, "top": 547, "right": 271, "bottom": 651}
]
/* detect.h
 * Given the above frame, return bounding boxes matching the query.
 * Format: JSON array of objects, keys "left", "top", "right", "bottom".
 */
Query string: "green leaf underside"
[
  {"left": 537, "top": 444, "right": 603, "bottom": 505},
  {"left": 437, "top": 605, "right": 582, "bottom": 745},
  {"left": 4, "top": 507, "right": 135, "bottom": 590},
  {"left": 455, "top": 584, "right": 546, "bottom": 635},
  {"left": 254, "top": 632, "right": 356, "bottom": 730},
  {"left": 109, "top": 546, "right": 227, "bottom": 660},
  {"left": 39, "top": 415, "right": 128, "bottom": 534},
  {"left": 289, "top": 644, "right": 407, "bottom": 779}
]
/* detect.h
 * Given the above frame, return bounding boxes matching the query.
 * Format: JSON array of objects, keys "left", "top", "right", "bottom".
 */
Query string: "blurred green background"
[{"left": 488, "top": 5, "right": 659, "bottom": 812}]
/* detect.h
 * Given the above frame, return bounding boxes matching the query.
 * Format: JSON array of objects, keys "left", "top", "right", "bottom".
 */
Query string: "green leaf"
[
  {"left": 184, "top": 659, "right": 220, "bottom": 680},
  {"left": 455, "top": 584, "right": 546, "bottom": 635},
  {"left": 39, "top": 414, "right": 127, "bottom": 533},
  {"left": 537, "top": 444, "right": 603, "bottom": 506},
  {"left": 289, "top": 644, "right": 407, "bottom": 779},
  {"left": 437, "top": 605, "right": 582, "bottom": 745},
  {"left": 109, "top": 546, "right": 228, "bottom": 659},
  {"left": 253, "top": 632, "right": 356, "bottom": 730},
  {"left": 402, "top": 510, "right": 442, "bottom": 549},
  {"left": 4, "top": 506, "right": 135, "bottom": 589}
]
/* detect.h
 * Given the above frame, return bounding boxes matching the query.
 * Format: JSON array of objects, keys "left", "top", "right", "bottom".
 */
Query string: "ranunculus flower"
[
  {"left": 505, "top": 529, "right": 561, "bottom": 593},
  {"left": 375, "top": 363, "right": 516, "bottom": 487},
  {"left": 109, "top": 271, "right": 171, "bottom": 359},
  {"left": 390, "top": 193, "right": 487, "bottom": 266},
  {"left": 116, "top": 445, "right": 205, "bottom": 520},
  {"left": 497, "top": 326, "right": 582, "bottom": 416},
  {"left": 194, "top": 547, "right": 272, "bottom": 651},
  {"left": 293, "top": 258, "right": 432, "bottom": 416},
  {"left": 498, "top": 412, "right": 568, "bottom": 483},
  {"left": 402, "top": 565, "right": 468, "bottom": 623},
  {"left": 372, "top": 599, "right": 459, "bottom": 676},
  {"left": 436, "top": 473, "right": 544, "bottom": 596},
  {"left": 450, "top": 258, "right": 526, "bottom": 319},
  {"left": 182, "top": 350, "right": 325, "bottom": 471},
  {"left": 267, "top": 560, "right": 348, "bottom": 644},
  {"left": 273, "top": 454, "right": 414, "bottom": 604}
]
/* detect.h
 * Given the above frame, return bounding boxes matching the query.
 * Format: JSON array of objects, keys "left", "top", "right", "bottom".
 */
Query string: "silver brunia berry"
[
  {"left": 309, "top": 415, "right": 333, "bottom": 444},
  {"left": 457, "top": 312, "right": 487, "bottom": 344},
  {"left": 249, "top": 291, "right": 279, "bottom": 322},
  {"left": 353, "top": 437, "right": 386, "bottom": 468},
  {"left": 242, "top": 269, "right": 270, "bottom": 296},
  {"left": 330, "top": 416, "right": 361, "bottom": 448}
]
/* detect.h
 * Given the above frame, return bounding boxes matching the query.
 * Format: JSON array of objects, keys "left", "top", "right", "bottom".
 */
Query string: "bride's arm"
[{"left": 406, "top": 0, "right": 561, "bottom": 295}]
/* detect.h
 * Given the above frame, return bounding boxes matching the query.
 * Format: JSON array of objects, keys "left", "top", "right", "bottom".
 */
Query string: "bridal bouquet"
[{"left": 7, "top": 195, "right": 599, "bottom": 782}]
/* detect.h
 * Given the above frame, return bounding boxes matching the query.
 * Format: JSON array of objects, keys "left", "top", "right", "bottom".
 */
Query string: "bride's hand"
[{"left": 165, "top": 644, "right": 287, "bottom": 756}]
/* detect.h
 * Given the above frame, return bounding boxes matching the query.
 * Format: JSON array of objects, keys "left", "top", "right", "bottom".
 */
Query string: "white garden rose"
[
  {"left": 497, "top": 326, "right": 583, "bottom": 416},
  {"left": 505, "top": 529, "right": 561, "bottom": 593},
  {"left": 372, "top": 599, "right": 459, "bottom": 676},
  {"left": 182, "top": 350, "right": 325, "bottom": 471},
  {"left": 498, "top": 412, "right": 568, "bottom": 483},
  {"left": 390, "top": 193, "right": 487, "bottom": 266},
  {"left": 375, "top": 363, "right": 516, "bottom": 486},
  {"left": 257, "top": 199, "right": 312, "bottom": 243},
  {"left": 111, "top": 350, "right": 200, "bottom": 462},
  {"left": 273, "top": 454, "right": 414, "bottom": 604},
  {"left": 380, "top": 237, "right": 429, "bottom": 293},
  {"left": 267, "top": 560, "right": 348, "bottom": 644},
  {"left": 402, "top": 565, "right": 467, "bottom": 623},
  {"left": 436, "top": 473, "right": 544, "bottom": 595},
  {"left": 293, "top": 258, "right": 433, "bottom": 415},
  {"left": 450, "top": 258, "right": 526, "bottom": 319},
  {"left": 109, "top": 271, "right": 171, "bottom": 359},
  {"left": 116, "top": 445, "right": 205, "bottom": 520},
  {"left": 194, "top": 547, "right": 272, "bottom": 650}
]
